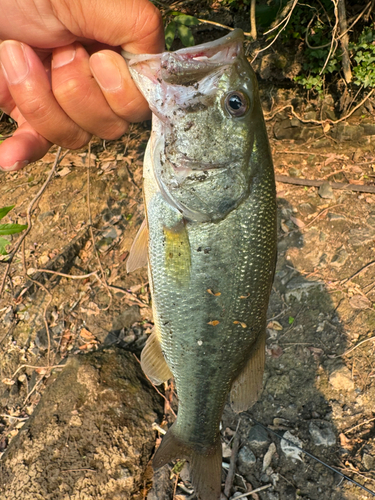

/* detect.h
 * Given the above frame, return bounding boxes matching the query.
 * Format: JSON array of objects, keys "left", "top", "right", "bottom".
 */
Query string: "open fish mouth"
[{"left": 122, "top": 29, "right": 244, "bottom": 87}]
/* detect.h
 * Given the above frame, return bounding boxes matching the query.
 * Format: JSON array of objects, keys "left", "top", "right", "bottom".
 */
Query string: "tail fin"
[{"left": 153, "top": 422, "right": 222, "bottom": 500}]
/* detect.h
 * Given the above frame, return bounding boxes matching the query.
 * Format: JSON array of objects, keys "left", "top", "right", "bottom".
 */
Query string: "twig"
[
  {"left": 21, "top": 238, "right": 53, "bottom": 366},
  {"left": 338, "top": 336, "right": 375, "bottom": 358},
  {"left": 250, "top": 0, "right": 257, "bottom": 40},
  {"left": 345, "top": 417, "right": 375, "bottom": 435},
  {"left": 229, "top": 485, "right": 272, "bottom": 499},
  {"left": 107, "top": 284, "right": 149, "bottom": 306},
  {"left": 196, "top": 18, "right": 253, "bottom": 37},
  {"left": 87, "top": 141, "right": 112, "bottom": 310},
  {"left": 23, "top": 374, "right": 45, "bottom": 406},
  {"left": 0, "top": 414, "right": 28, "bottom": 421},
  {"left": 251, "top": 0, "right": 299, "bottom": 63},
  {"left": 0, "top": 147, "right": 66, "bottom": 297},
  {"left": 10, "top": 363, "right": 64, "bottom": 380},
  {"left": 320, "top": 0, "right": 339, "bottom": 75},
  {"left": 337, "top": 0, "right": 352, "bottom": 83},
  {"left": 264, "top": 89, "right": 375, "bottom": 124},
  {"left": 61, "top": 468, "right": 97, "bottom": 473},
  {"left": 341, "top": 261, "right": 375, "bottom": 284},
  {"left": 275, "top": 175, "right": 375, "bottom": 194},
  {"left": 224, "top": 423, "right": 240, "bottom": 498},
  {"left": 36, "top": 269, "right": 98, "bottom": 280}
]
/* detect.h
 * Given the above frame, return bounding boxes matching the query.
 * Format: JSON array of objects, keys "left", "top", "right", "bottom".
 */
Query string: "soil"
[{"left": 1, "top": 25, "right": 375, "bottom": 500}]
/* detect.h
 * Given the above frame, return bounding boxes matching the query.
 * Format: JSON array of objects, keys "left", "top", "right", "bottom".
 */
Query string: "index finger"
[{"left": 51, "top": 0, "right": 165, "bottom": 53}]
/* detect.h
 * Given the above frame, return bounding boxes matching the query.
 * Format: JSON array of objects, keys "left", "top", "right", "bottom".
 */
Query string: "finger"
[
  {"left": 51, "top": 43, "right": 129, "bottom": 140},
  {"left": 90, "top": 50, "right": 151, "bottom": 123},
  {"left": 0, "top": 40, "right": 91, "bottom": 150},
  {"left": 51, "top": 0, "right": 165, "bottom": 53},
  {"left": 0, "top": 120, "right": 51, "bottom": 171}
]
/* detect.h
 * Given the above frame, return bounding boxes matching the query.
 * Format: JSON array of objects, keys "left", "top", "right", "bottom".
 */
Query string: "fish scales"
[{"left": 124, "top": 29, "right": 277, "bottom": 500}]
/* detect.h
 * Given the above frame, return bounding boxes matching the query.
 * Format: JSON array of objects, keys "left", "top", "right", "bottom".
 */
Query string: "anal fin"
[
  {"left": 140, "top": 329, "right": 172, "bottom": 385},
  {"left": 126, "top": 218, "right": 148, "bottom": 273},
  {"left": 230, "top": 329, "right": 266, "bottom": 413}
]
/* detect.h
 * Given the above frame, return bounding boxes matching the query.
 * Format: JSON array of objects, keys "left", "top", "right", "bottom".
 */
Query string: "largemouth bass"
[{"left": 123, "top": 30, "right": 277, "bottom": 500}]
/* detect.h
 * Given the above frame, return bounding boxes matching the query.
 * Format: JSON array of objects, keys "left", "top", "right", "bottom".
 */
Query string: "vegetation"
[
  {"left": 0, "top": 206, "right": 27, "bottom": 256},
  {"left": 159, "top": 1, "right": 375, "bottom": 96}
]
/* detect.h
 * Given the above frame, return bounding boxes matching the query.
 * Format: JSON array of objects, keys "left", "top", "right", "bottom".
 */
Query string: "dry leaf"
[
  {"left": 267, "top": 320, "right": 283, "bottom": 330},
  {"left": 208, "top": 320, "right": 220, "bottom": 326},
  {"left": 323, "top": 123, "right": 331, "bottom": 133},
  {"left": 80, "top": 328, "right": 95, "bottom": 341},
  {"left": 349, "top": 295, "right": 372, "bottom": 310},
  {"left": 290, "top": 216, "right": 305, "bottom": 228},
  {"left": 2, "top": 378, "right": 15, "bottom": 386},
  {"left": 57, "top": 166, "right": 71, "bottom": 177}
]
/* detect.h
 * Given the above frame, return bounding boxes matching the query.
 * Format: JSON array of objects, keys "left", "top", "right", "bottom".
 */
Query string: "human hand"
[{"left": 0, "top": 0, "right": 164, "bottom": 171}]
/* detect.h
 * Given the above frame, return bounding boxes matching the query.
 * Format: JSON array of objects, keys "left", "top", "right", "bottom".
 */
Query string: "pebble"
[
  {"left": 309, "top": 421, "right": 336, "bottom": 446},
  {"left": 237, "top": 445, "right": 256, "bottom": 474},
  {"left": 363, "top": 453, "right": 374, "bottom": 470},
  {"left": 318, "top": 182, "right": 334, "bottom": 199},
  {"left": 329, "top": 366, "right": 355, "bottom": 391},
  {"left": 280, "top": 431, "right": 303, "bottom": 461},
  {"left": 248, "top": 425, "right": 270, "bottom": 450},
  {"left": 330, "top": 247, "right": 348, "bottom": 267},
  {"left": 327, "top": 212, "right": 346, "bottom": 221}
]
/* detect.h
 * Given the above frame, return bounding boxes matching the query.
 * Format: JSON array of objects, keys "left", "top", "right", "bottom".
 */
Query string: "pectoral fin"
[
  {"left": 126, "top": 219, "right": 148, "bottom": 273},
  {"left": 141, "top": 329, "right": 172, "bottom": 385},
  {"left": 230, "top": 329, "right": 266, "bottom": 413}
]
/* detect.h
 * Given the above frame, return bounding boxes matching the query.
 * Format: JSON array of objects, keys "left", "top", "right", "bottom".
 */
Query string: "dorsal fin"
[{"left": 126, "top": 219, "right": 148, "bottom": 273}]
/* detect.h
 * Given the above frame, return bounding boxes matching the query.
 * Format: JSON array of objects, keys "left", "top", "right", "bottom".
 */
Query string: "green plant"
[
  {"left": 350, "top": 28, "right": 375, "bottom": 88},
  {"left": 0, "top": 206, "right": 27, "bottom": 256},
  {"left": 164, "top": 13, "right": 200, "bottom": 50}
]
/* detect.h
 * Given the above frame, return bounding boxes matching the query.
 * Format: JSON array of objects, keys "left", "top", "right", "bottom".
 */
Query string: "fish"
[{"left": 123, "top": 29, "right": 277, "bottom": 500}]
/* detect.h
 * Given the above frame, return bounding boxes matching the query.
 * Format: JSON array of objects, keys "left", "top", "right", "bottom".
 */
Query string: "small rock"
[
  {"left": 237, "top": 445, "right": 256, "bottom": 474},
  {"left": 330, "top": 247, "right": 348, "bottom": 267},
  {"left": 327, "top": 212, "right": 346, "bottom": 221},
  {"left": 329, "top": 366, "right": 355, "bottom": 391},
  {"left": 309, "top": 421, "right": 336, "bottom": 446},
  {"left": 248, "top": 425, "right": 270, "bottom": 450},
  {"left": 266, "top": 492, "right": 280, "bottom": 500},
  {"left": 363, "top": 453, "right": 374, "bottom": 470},
  {"left": 349, "top": 227, "right": 375, "bottom": 247},
  {"left": 38, "top": 211, "right": 55, "bottom": 222},
  {"left": 334, "top": 123, "right": 364, "bottom": 142},
  {"left": 318, "top": 182, "right": 334, "bottom": 199},
  {"left": 111, "top": 306, "right": 141, "bottom": 331},
  {"left": 288, "top": 167, "right": 301, "bottom": 178},
  {"left": 263, "top": 442, "right": 277, "bottom": 471},
  {"left": 280, "top": 431, "right": 303, "bottom": 462}
]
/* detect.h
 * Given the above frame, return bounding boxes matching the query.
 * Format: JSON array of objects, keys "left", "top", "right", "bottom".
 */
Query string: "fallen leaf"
[
  {"left": 290, "top": 216, "right": 305, "bottom": 228},
  {"left": 267, "top": 320, "right": 283, "bottom": 330},
  {"left": 56, "top": 166, "right": 71, "bottom": 177},
  {"left": 208, "top": 320, "right": 220, "bottom": 326},
  {"left": 80, "top": 327, "right": 96, "bottom": 341},
  {"left": 349, "top": 294, "right": 372, "bottom": 310}
]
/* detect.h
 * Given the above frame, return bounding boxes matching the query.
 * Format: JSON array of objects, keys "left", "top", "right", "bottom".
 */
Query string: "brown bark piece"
[{"left": 0, "top": 348, "right": 163, "bottom": 500}]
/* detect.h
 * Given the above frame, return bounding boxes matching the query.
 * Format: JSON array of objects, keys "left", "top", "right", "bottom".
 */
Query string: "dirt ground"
[{"left": 1, "top": 37, "right": 375, "bottom": 500}]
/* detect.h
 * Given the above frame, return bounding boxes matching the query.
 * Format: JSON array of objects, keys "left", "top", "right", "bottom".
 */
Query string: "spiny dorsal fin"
[
  {"left": 140, "top": 329, "right": 172, "bottom": 385},
  {"left": 230, "top": 329, "right": 266, "bottom": 413},
  {"left": 126, "top": 219, "right": 148, "bottom": 273}
]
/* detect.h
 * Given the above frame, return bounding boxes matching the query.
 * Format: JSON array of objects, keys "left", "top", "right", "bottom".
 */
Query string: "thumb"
[{"left": 50, "top": 0, "right": 165, "bottom": 53}]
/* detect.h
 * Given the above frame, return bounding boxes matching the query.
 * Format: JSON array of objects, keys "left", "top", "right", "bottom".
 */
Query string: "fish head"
[{"left": 124, "top": 30, "right": 265, "bottom": 222}]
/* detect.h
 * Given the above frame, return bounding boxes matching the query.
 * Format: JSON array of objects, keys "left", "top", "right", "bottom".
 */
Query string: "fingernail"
[
  {"left": 0, "top": 41, "right": 29, "bottom": 84},
  {"left": 90, "top": 53, "right": 122, "bottom": 91},
  {"left": 0, "top": 160, "right": 29, "bottom": 172},
  {"left": 52, "top": 44, "right": 76, "bottom": 69}
]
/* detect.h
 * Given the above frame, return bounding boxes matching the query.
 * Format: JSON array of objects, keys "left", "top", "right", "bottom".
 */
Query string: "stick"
[
  {"left": 223, "top": 432, "right": 240, "bottom": 498},
  {"left": 275, "top": 175, "right": 375, "bottom": 194}
]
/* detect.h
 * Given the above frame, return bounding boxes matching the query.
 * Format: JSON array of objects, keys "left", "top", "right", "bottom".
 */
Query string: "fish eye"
[{"left": 224, "top": 91, "right": 249, "bottom": 117}]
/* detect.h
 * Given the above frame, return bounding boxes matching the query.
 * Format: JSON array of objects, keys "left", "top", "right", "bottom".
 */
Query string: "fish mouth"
[{"left": 123, "top": 29, "right": 244, "bottom": 86}]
